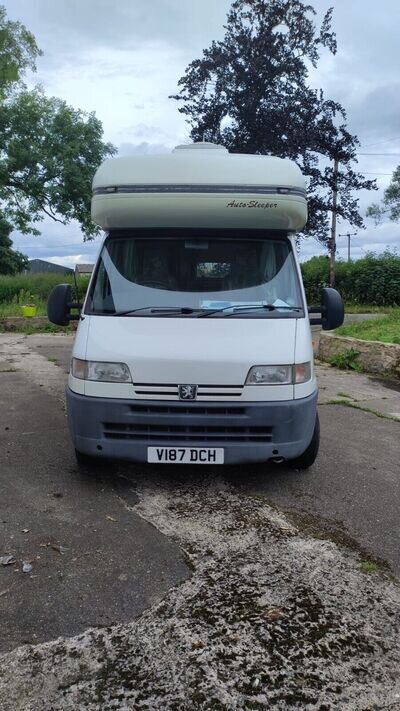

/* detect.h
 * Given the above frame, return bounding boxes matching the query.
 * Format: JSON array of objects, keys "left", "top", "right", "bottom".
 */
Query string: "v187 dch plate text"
[{"left": 147, "top": 447, "right": 224, "bottom": 464}]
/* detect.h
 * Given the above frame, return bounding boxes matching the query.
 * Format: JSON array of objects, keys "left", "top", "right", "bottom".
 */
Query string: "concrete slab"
[
  {"left": 0, "top": 370, "right": 190, "bottom": 653},
  {"left": 234, "top": 404, "right": 400, "bottom": 574},
  {"left": 24, "top": 332, "right": 74, "bottom": 374},
  {"left": 357, "top": 397, "right": 400, "bottom": 419},
  {"left": 316, "top": 361, "right": 400, "bottom": 419}
]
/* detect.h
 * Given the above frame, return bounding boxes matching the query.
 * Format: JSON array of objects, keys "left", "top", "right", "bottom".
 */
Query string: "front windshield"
[{"left": 87, "top": 231, "right": 303, "bottom": 317}]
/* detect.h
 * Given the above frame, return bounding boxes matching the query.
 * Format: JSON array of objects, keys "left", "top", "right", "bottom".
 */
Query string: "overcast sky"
[{"left": 4, "top": 0, "right": 400, "bottom": 266}]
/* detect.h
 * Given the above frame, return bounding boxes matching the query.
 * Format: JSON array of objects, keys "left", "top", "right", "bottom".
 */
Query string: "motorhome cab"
[{"left": 48, "top": 142, "right": 344, "bottom": 469}]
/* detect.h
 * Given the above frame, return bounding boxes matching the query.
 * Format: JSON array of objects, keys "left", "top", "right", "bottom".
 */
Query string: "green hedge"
[
  {"left": 301, "top": 251, "right": 400, "bottom": 306},
  {"left": 0, "top": 273, "right": 90, "bottom": 304}
]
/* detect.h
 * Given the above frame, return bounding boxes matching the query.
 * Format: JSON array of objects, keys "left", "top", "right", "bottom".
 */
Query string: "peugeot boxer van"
[{"left": 48, "top": 142, "right": 344, "bottom": 469}]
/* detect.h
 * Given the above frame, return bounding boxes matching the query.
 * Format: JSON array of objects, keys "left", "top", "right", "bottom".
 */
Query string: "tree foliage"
[
  {"left": 0, "top": 6, "right": 41, "bottom": 97},
  {"left": 0, "top": 5, "right": 115, "bottom": 239},
  {"left": 367, "top": 165, "right": 400, "bottom": 224},
  {"left": 171, "top": 0, "right": 375, "bottom": 244},
  {"left": 0, "top": 89, "right": 115, "bottom": 237},
  {"left": 0, "top": 217, "right": 27, "bottom": 274}
]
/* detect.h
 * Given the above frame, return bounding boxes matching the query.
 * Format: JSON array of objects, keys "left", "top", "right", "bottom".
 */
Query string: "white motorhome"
[{"left": 48, "top": 142, "right": 343, "bottom": 469}]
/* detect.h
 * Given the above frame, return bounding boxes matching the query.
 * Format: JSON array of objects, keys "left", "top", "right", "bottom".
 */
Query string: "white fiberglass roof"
[{"left": 92, "top": 143, "right": 305, "bottom": 191}]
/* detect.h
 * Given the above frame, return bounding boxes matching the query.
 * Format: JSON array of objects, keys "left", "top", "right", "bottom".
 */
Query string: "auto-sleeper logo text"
[{"left": 226, "top": 199, "right": 278, "bottom": 209}]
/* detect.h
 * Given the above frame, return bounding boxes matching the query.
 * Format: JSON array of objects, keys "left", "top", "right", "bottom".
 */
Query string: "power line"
[
  {"left": 361, "top": 135, "right": 400, "bottom": 148},
  {"left": 358, "top": 171, "right": 393, "bottom": 176},
  {"left": 356, "top": 152, "right": 400, "bottom": 156}
]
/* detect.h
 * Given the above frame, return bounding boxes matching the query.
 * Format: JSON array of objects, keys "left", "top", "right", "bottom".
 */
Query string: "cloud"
[
  {"left": 18, "top": 43, "right": 191, "bottom": 147},
  {"left": 4, "top": 0, "right": 230, "bottom": 61},
  {"left": 10, "top": 216, "right": 102, "bottom": 269},
  {"left": 118, "top": 142, "right": 171, "bottom": 155},
  {"left": 299, "top": 219, "right": 400, "bottom": 263},
  {"left": 346, "top": 84, "right": 400, "bottom": 138},
  {"left": 46, "top": 255, "right": 94, "bottom": 269}
]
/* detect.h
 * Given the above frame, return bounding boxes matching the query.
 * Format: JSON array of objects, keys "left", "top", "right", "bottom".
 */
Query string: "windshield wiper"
[
  {"left": 197, "top": 304, "right": 302, "bottom": 318},
  {"left": 111, "top": 306, "right": 199, "bottom": 317}
]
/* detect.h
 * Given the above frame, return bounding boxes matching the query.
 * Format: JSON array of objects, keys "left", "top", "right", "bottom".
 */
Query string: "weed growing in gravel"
[{"left": 359, "top": 561, "right": 379, "bottom": 574}]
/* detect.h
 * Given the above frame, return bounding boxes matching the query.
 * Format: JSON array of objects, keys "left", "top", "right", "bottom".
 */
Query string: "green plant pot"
[{"left": 22, "top": 305, "right": 37, "bottom": 318}]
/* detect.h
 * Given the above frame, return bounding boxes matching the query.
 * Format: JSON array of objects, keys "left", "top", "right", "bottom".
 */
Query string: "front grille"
[
  {"left": 133, "top": 383, "right": 243, "bottom": 400},
  {"left": 129, "top": 404, "right": 246, "bottom": 416},
  {"left": 103, "top": 422, "right": 273, "bottom": 443}
]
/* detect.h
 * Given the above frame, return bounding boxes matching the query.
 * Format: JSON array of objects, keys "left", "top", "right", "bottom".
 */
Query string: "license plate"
[{"left": 147, "top": 446, "right": 224, "bottom": 464}]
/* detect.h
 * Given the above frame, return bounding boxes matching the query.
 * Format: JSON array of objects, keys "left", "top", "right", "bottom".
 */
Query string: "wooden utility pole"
[
  {"left": 339, "top": 232, "right": 357, "bottom": 262},
  {"left": 329, "top": 157, "right": 339, "bottom": 287}
]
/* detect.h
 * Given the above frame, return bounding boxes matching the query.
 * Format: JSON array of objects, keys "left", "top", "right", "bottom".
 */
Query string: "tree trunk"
[{"left": 329, "top": 158, "right": 339, "bottom": 287}]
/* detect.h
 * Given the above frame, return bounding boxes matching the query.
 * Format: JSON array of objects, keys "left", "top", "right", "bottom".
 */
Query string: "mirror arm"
[
  {"left": 67, "top": 301, "right": 82, "bottom": 321},
  {"left": 308, "top": 304, "right": 325, "bottom": 326}
]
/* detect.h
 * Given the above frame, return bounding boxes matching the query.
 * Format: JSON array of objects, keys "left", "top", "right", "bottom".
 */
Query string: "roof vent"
[{"left": 173, "top": 142, "right": 229, "bottom": 153}]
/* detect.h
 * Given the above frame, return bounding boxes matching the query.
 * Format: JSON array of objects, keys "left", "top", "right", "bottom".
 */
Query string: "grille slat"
[
  {"left": 135, "top": 391, "right": 177, "bottom": 397},
  {"left": 197, "top": 393, "right": 242, "bottom": 398}
]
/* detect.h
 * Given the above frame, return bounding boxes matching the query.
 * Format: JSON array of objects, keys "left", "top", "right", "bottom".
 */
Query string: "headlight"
[
  {"left": 71, "top": 358, "right": 132, "bottom": 382},
  {"left": 245, "top": 362, "right": 311, "bottom": 385},
  {"left": 246, "top": 365, "right": 292, "bottom": 385}
]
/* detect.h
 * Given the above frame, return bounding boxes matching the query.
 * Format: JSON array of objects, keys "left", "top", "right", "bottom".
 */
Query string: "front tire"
[{"left": 289, "top": 413, "right": 320, "bottom": 470}]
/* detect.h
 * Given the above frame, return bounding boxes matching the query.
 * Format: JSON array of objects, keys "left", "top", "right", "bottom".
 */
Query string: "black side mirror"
[
  {"left": 309, "top": 287, "right": 344, "bottom": 330},
  {"left": 47, "top": 284, "right": 82, "bottom": 326}
]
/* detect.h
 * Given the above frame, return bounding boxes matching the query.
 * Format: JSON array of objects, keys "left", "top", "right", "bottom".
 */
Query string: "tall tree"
[
  {"left": 367, "top": 166, "right": 400, "bottom": 224},
  {"left": 171, "top": 0, "right": 375, "bottom": 284},
  {"left": 0, "top": 6, "right": 115, "bottom": 239},
  {"left": 0, "top": 217, "right": 27, "bottom": 274},
  {"left": 0, "top": 6, "right": 41, "bottom": 97}
]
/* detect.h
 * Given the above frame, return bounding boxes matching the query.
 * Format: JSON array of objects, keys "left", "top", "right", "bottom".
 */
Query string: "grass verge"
[
  {"left": 0, "top": 299, "right": 47, "bottom": 317},
  {"left": 343, "top": 304, "right": 398, "bottom": 314},
  {"left": 335, "top": 309, "right": 400, "bottom": 345}
]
